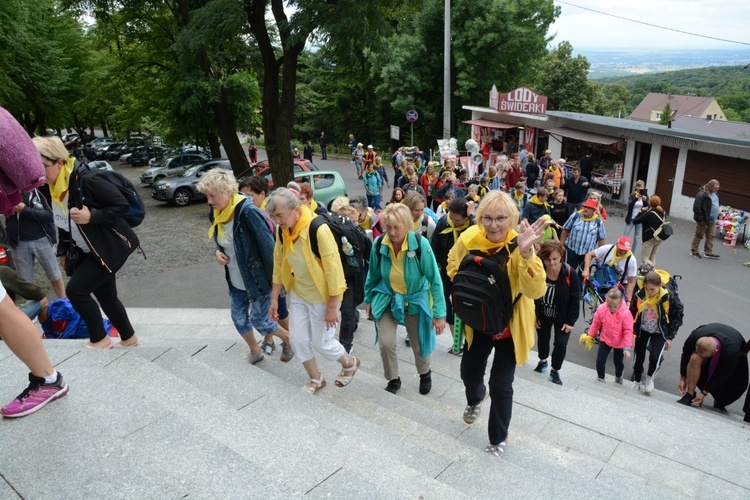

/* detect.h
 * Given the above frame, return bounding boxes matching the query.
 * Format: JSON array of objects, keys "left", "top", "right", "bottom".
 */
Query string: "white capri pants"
[{"left": 288, "top": 291, "right": 346, "bottom": 364}]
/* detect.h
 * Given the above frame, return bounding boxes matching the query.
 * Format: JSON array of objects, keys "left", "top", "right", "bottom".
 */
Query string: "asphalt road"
[{"left": 116, "top": 151, "right": 750, "bottom": 415}]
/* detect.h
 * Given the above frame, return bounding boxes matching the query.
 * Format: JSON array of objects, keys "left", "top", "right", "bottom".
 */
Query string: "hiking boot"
[
  {"left": 643, "top": 375, "right": 654, "bottom": 394},
  {"left": 261, "top": 340, "right": 275, "bottom": 356},
  {"left": 533, "top": 360, "right": 548, "bottom": 373},
  {"left": 690, "top": 252, "right": 702, "bottom": 259},
  {"left": 549, "top": 370, "right": 562, "bottom": 386},
  {"left": 245, "top": 351, "right": 264, "bottom": 365},
  {"left": 1, "top": 373, "right": 69, "bottom": 418},
  {"left": 280, "top": 342, "right": 294, "bottom": 363},
  {"left": 704, "top": 253, "right": 720, "bottom": 260}
]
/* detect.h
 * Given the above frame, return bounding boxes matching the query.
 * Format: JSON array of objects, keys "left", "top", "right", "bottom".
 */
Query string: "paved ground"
[{"left": 62, "top": 148, "right": 750, "bottom": 418}]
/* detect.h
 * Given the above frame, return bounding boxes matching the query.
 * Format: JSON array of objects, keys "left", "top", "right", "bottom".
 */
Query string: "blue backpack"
[
  {"left": 42, "top": 299, "right": 115, "bottom": 339},
  {"left": 81, "top": 165, "right": 146, "bottom": 227}
]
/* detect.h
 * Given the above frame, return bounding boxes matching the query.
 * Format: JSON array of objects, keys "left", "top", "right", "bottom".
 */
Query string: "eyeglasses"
[{"left": 481, "top": 215, "right": 508, "bottom": 226}]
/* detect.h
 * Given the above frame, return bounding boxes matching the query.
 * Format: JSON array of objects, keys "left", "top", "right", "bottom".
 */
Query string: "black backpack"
[
  {"left": 281, "top": 212, "right": 368, "bottom": 278},
  {"left": 80, "top": 166, "right": 145, "bottom": 228},
  {"left": 451, "top": 239, "right": 520, "bottom": 335}
]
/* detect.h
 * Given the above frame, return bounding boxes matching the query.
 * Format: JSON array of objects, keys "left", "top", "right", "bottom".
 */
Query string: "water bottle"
[{"left": 341, "top": 236, "right": 358, "bottom": 268}]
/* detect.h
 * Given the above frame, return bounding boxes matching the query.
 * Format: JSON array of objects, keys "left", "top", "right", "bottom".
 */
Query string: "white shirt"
[
  {"left": 221, "top": 219, "right": 245, "bottom": 290},
  {"left": 52, "top": 192, "right": 91, "bottom": 253},
  {"left": 594, "top": 244, "right": 637, "bottom": 284}
]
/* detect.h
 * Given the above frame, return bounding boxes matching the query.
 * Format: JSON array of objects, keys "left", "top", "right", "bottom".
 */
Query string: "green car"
[{"left": 260, "top": 170, "right": 347, "bottom": 209}]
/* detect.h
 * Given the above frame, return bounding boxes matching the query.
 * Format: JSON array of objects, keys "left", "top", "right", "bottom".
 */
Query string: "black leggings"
[
  {"left": 536, "top": 316, "right": 571, "bottom": 370},
  {"left": 66, "top": 253, "right": 134, "bottom": 343},
  {"left": 632, "top": 330, "right": 666, "bottom": 382}
]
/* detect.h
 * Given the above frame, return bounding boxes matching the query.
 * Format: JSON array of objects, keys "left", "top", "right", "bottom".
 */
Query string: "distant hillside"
[{"left": 594, "top": 65, "right": 750, "bottom": 122}]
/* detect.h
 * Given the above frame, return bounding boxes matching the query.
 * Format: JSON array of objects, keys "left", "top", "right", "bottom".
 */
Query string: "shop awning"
[
  {"left": 463, "top": 119, "right": 518, "bottom": 129},
  {"left": 545, "top": 127, "right": 620, "bottom": 145}
]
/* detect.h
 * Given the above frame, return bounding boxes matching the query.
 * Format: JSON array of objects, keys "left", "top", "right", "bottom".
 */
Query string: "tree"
[
  {"left": 659, "top": 101, "right": 672, "bottom": 126},
  {"left": 539, "top": 41, "right": 596, "bottom": 113},
  {"left": 594, "top": 83, "right": 632, "bottom": 118}
]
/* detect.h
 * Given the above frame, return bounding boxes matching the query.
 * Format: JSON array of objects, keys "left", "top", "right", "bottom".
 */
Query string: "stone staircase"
[{"left": 0, "top": 308, "right": 748, "bottom": 499}]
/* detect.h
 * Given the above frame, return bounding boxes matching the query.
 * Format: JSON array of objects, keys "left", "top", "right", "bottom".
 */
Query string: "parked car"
[
  {"left": 119, "top": 152, "right": 134, "bottom": 163},
  {"left": 140, "top": 153, "right": 208, "bottom": 185},
  {"left": 252, "top": 159, "right": 318, "bottom": 183},
  {"left": 129, "top": 146, "right": 167, "bottom": 167},
  {"left": 86, "top": 160, "right": 114, "bottom": 171},
  {"left": 260, "top": 170, "right": 346, "bottom": 208},
  {"left": 151, "top": 160, "right": 231, "bottom": 206},
  {"left": 0, "top": 219, "right": 14, "bottom": 269},
  {"left": 89, "top": 137, "right": 114, "bottom": 150},
  {"left": 104, "top": 141, "right": 128, "bottom": 160}
]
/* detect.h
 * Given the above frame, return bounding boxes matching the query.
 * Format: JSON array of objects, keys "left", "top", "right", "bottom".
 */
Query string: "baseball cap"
[
  {"left": 367, "top": 145, "right": 373, "bottom": 149},
  {"left": 617, "top": 236, "right": 632, "bottom": 251},
  {"left": 357, "top": 142, "right": 363, "bottom": 147},
  {"left": 582, "top": 199, "right": 598, "bottom": 210}
]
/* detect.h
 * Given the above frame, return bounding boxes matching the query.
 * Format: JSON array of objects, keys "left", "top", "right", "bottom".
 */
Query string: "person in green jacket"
[{"left": 365, "top": 203, "right": 446, "bottom": 395}]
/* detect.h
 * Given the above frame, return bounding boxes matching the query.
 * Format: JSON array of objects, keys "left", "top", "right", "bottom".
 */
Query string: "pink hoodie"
[{"left": 588, "top": 301, "right": 634, "bottom": 350}]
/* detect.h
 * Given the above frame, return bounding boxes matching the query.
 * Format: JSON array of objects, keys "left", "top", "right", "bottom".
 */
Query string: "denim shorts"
[{"left": 229, "top": 284, "right": 278, "bottom": 336}]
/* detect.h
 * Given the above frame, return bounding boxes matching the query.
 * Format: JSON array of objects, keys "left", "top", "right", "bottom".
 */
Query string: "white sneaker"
[
  {"left": 644, "top": 376, "right": 654, "bottom": 394},
  {"left": 631, "top": 380, "right": 642, "bottom": 390}
]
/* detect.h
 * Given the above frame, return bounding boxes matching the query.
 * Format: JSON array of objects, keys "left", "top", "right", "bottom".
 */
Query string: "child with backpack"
[
  {"left": 629, "top": 270, "right": 684, "bottom": 394},
  {"left": 582, "top": 287, "right": 633, "bottom": 383},
  {"left": 363, "top": 163, "right": 383, "bottom": 210}
]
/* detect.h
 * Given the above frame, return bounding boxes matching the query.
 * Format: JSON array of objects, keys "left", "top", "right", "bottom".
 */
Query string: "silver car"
[
  {"left": 151, "top": 160, "right": 231, "bottom": 206},
  {"left": 140, "top": 153, "right": 207, "bottom": 185}
]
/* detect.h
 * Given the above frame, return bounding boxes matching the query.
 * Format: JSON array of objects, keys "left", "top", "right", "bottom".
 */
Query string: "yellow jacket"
[
  {"left": 447, "top": 225, "right": 545, "bottom": 365},
  {"left": 272, "top": 217, "right": 347, "bottom": 301}
]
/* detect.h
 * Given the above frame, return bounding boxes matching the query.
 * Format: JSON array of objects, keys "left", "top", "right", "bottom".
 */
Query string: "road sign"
[{"left": 406, "top": 110, "right": 419, "bottom": 122}]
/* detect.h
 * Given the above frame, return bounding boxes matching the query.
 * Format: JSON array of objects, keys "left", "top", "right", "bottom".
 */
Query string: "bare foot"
[
  {"left": 117, "top": 334, "right": 140, "bottom": 348},
  {"left": 84, "top": 338, "right": 113, "bottom": 350}
]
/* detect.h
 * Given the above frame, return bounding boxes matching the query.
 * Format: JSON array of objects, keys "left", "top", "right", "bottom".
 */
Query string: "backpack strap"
[{"left": 307, "top": 216, "right": 326, "bottom": 260}]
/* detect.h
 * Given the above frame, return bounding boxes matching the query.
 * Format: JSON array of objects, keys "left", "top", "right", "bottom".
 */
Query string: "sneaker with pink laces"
[{"left": 1, "top": 373, "right": 69, "bottom": 418}]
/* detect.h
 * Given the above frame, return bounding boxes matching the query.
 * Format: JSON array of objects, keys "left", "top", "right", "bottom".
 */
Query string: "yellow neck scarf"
[
  {"left": 514, "top": 191, "right": 524, "bottom": 201},
  {"left": 608, "top": 249, "right": 632, "bottom": 267},
  {"left": 309, "top": 199, "right": 319, "bottom": 213},
  {"left": 283, "top": 205, "right": 314, "bottom": 255},
  {"left": 637, "top": 287, "right": 667, "bottom": 317},
  {"left": 208, "top": 194, "right": 244, "bottom": 242},
  {"left": 49, "top": 157, "right": 75, "bottom": 212},
  {"left": 488, "top": 173, "right": 496, "bottom": 180},
  {"left": 578, "top": 209, "right": 599, "bottom": 222},
  {"left": 412, "top": 218, "right": 421, "bottom": 232},
  {"left": 440, "top": 217, "right": 470, "bottom": 242}
]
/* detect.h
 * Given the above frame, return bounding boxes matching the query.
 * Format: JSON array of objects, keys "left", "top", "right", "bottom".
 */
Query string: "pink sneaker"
[{"left": 1, "top": 373, "right": 69, "bottom": 418}]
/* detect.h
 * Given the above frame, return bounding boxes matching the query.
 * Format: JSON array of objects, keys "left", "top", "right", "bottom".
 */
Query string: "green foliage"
[
  {"left": 659, "top": 101, "right": 672, "bottom": 125},
  {"left": 538, "top": 41, "right": 596, "bottom": 113},
  {"left": 594, "top": 83, "right": 633, "bottom": 117},
  {"left": 598, "top": 65, "right": 750, "bottom": 122}
]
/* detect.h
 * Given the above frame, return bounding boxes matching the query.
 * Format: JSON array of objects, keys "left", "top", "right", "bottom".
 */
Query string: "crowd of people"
[{"left": 2, "top": 114, "right": 749, "bottom": 462}]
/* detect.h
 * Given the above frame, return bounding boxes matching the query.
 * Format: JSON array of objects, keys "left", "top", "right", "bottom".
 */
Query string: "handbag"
[{"left": 653, "top": 212, "right": 673, "bottom": 241}]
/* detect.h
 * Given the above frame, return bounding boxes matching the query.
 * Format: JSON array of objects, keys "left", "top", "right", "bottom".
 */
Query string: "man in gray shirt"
[{"left": 690, "top": 179, "right": 721, "bottom": 259}]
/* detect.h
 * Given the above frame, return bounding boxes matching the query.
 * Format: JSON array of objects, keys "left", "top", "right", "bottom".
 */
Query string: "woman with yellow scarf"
[
  {"left": 197, "top": 169, "right": 294, "bottom": 365},
  {"left": 267, "top": 188, "right": 359, "bottom": 395},
  {"left": 629, "top": 271, "right": 683, "bottom": 394},
  {"left": 447, "top": 191, "right": 547, "bottom": 458},
  {"left": 32, "top": 135, "right": 139, "bottom": 350}
]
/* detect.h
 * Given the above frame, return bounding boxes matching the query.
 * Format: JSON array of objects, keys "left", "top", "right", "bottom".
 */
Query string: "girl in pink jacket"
[{"left": 588, "top": 288, "right": 634, "bottom": 383}]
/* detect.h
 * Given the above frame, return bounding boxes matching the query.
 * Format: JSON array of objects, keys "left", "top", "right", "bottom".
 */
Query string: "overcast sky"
[{"left": 548, "top": 0, "right": 750, "bottom": 51}]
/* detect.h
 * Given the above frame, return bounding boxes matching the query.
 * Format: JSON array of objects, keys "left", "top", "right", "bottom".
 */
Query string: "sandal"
[
  {"left": 484, "top": 441, "right": 507, "bottom": 458},
  {"left": 335, "top": 356, "right": 360, "bottom": 387},
  {"left": 462, "top": 389, "right": 490, "bottom": 424},
  {"left": 303, "top": 375, "right": 326, "bottom": 395}
]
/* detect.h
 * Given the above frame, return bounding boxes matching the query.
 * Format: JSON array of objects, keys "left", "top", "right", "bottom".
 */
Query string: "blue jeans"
[
  {"left": 229, "top": 284, "right": 278, "bottom": 336},
  {"left": 623, "top": 223, "right": 641, "bottom": 253},
  {"left": 366, "top": 194, "right": 380, "bottom": 210}
]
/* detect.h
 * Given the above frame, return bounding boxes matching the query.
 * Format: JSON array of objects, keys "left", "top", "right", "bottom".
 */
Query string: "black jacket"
[
  {"left": 6, "top": 188, "right": 56, "bottom": 247},
  {"left": 692, "top": 187, "right": 713, "bottom": 223},
  {"left": 430, "top": 215, "right": 475, "bottom": 275},
  {"left": 680, "top": 323, "right": 747, "bottom": 397},
  {"left": 58, "top": 165, "right": 139, "bottom": 274},
  {"left": 630, "top": 286, "right": 683, "bottom": 340},
  {"left": 625, "top": 192, "right": 648, "bottom": 225},
  {"left": 535, "top": 263, "right": 580, "bottom": 326},
  {"left": 633, "top": 208, "right": 666, "bottom": 243}
]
